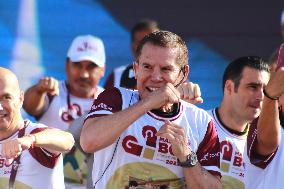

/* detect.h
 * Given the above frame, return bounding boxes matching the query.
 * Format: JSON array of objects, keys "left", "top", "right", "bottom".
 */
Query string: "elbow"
[
  {"left": 80, "top": 119, "right": 105, "bottom": 153},
  {"left": 258, "top": 137, "right": 280, "bottom": 155},
  {"left": 258, "top": 131, "right": 281, "bottom": 153},
  {"left": 80, "top": 136, "right": 91, "bottom": 153},
  {"left": 64, "top": 133, "right": 75, "bottom": 152},
  {"left": 80, "top": 131, "right": 98, "bottom": 153}
]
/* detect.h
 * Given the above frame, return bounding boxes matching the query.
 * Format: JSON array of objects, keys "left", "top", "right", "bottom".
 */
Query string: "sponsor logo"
[{"left": 91, "top": 103, "right": 113, "bottom": 111}]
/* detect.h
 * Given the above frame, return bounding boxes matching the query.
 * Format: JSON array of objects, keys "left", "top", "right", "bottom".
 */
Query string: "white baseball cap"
[{"left": 67, "top": 35, "right": 106, "bottom": 67}]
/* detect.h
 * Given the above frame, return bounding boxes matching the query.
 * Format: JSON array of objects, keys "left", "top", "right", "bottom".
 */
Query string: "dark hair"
[
  {"left": 136, "top": 30, "right": 188, "bottom": 67},
  {"left": 131, "top": 19, "right": 159, "bottom": 42},
  {"left": 128, "top": 180, "right": 138, "bottom": 187},
  {"left": 160, "top": 185, "right": 168, "bottom": 189},
  {"left": 222, "top": 56, "right": 270, "bottom": 91}
]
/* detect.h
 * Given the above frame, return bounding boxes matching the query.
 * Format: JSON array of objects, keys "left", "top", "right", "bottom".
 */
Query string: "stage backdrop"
[{"left": 1, "top": 0, "right": 283, "bottom": 111}]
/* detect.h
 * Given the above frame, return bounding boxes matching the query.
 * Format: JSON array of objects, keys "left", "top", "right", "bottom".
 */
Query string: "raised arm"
[
  {"left": 255, "top": 68, "right": 284, "bottom": 156},
  {"left": 23, "top": 77, "right": 59, "bottom": 116},
  {"left": 80, "top": 84, "right": 181, "bottom": 153}
]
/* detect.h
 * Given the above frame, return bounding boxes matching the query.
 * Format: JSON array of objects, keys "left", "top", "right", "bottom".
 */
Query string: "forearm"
[
  {"left": 81, "top": 99, "right": 150, "bottom": 153},
  {"left": 32, "top": 129, "right": 74, "bottom": 153},
  {"left": 184, "top": 163, "right": 221, "bottom": 189},
  {"left": 256, "top": 97, "right": 281, "bottom": 155},
  {"left": 23, "top": 85, "right": 48, "bottom": 116}
]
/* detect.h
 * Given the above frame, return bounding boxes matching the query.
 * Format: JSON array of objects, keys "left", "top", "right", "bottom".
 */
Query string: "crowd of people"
[{"left": 0, "top": 11, "right": 284, "bottom": 189}]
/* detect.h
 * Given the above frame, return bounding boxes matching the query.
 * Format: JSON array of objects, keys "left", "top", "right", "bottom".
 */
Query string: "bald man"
[{"left": 0, "top": 67, "right": 74, "bottom": 189}]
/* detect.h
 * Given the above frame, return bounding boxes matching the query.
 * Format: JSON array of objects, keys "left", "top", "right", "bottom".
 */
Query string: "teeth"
[{"left": 148, "top": 87, "right": 158, "bottom": 91}]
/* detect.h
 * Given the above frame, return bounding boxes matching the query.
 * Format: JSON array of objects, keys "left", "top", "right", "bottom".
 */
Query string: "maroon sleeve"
[
  {"left": 246, "top": 118, "right": 277, "bottom": 169},
  {"left": 196, "top": 119, "right": 221, "bottom": 177},
  {"left": 85, "top": 87, "right": 123, "bottom": 121},
  {"left": 104, "top": 72, "right": 115, "bottom": 90},
  {"left": 28, "top": 128, "right": 61, "bottom": 169}
]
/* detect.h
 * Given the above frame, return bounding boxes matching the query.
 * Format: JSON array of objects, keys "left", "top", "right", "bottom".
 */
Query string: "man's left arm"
[
  {"left": 182, "top": 162, "right": 221, "bottom": 189},
  {"left": 156, "top": 120, "right": 221, "bottom": 189},
  {"left": 1, "top": 128, "right": 74, "bottom": 163},
  {"left": 28, "top": 128, "right": 75, "bottom": 154}
]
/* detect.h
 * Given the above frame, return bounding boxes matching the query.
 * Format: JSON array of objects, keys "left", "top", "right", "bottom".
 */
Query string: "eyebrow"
[{"left": 246, "top": 82, "right": 264, "bottom": 86}]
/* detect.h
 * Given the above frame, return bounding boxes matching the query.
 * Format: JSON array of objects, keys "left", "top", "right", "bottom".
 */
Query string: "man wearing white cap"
[
  {"left": 24, "top": 34, "right": 105, "bottom": 131},
  {"left": 23, "top": 34, "right": 105, "bottom": 185}
]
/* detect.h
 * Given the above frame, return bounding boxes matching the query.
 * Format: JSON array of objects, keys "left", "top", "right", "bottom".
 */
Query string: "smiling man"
[
  {"left": 81, "top": 31, "right": 221, "bottom": 189},
  {"left": 0, "top": 67, "right": 74, "bottom": 189}
]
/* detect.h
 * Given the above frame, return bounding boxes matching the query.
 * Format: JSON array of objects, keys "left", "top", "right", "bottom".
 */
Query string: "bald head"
[
  {"left": 0, "top": 67, "right": 24, "bottom": 135},
  {"left": 0, "top": 67, "right": 21, "bottom": 94}
]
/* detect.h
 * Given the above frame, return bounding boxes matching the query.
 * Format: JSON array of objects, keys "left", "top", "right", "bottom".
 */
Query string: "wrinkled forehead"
[{"left": 138, "top": 43, "right": 180, "bottom": 65}]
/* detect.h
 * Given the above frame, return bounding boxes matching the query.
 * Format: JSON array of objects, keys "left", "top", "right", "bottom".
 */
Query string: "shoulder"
[
  {"left": 182, "top": 101, "right": 213, "bottom": 125},
  {"left": 25, "top": 120, "right": 48, "bottom": 134},
  {"left": 206, "top": 108, "right": 215, "bottom": 117},
  {"left": 96, "top": 87, "right": 122, "bottom": 102}
]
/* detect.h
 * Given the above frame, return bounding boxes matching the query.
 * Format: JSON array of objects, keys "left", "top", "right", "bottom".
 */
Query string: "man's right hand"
[
  {"left": 1, "top": 135, "right": 35, "bottom": 165},
  {"left": 35, "top": 77, "right": 59, "bottom": 96},
  {"left": 142, "top": 83, "right": 181, "bottom": 111}
]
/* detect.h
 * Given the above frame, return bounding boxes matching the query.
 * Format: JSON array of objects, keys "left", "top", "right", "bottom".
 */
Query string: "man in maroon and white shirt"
[
  {"left": 23, "top": 35, "right": 105, "bottom": 186},
  {"left": 0, "top": 67, "right": 74, "bottom": 189},
  {"left": 81, "top": 31, "right": 221, "bottom": 189},
  {"left": 245, "top": 65, "right": 284, "bottom": 189}
]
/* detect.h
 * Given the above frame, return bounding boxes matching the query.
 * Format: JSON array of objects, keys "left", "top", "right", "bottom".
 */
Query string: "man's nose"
[
  {"left": 0, "top": 103, "right": 3, "bottom": 111},
  {"left": 79, "top": 69, "right": 89, "bottom": 78},
  {"left": 257, "top": 88, "right": 265, "bottom": 101},
  {"left": 151, "top": 69, "right": 163, "bottom": 82}
]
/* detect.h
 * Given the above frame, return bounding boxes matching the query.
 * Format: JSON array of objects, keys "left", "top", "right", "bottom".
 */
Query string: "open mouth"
[
  {"left": 146, "top": 87, "right": 159, "bottom": 92},
  {"left": 0, "top": 112, "right": 7, "bottom": 118}
]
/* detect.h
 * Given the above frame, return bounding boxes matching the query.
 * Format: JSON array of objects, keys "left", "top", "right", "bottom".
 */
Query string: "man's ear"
[
  {"left": 65, "top": 59, "right": 72, "bottom": 73},
  {"left": 100, "top": 67, "right": 105, "bottom": 77},
  {"left": 224, "top": 80, "right": 233, "bottom": 95},
  {"left": 183, "top": 65, "right": 189, "bottom": 79},
  {"left": 178, "top": 65, "right": 190, "bottom": 82},
  {"left": 133, "top": 61, "right": 139, "bottom": 79},
  {"left": 19, "top": 90, "right": 24, "bottom": 107}
]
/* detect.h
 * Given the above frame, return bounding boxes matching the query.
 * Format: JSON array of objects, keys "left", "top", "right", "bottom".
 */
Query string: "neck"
[
  {"left": 218, "top": 102, "right": 248, "bottom": 132},
  {"left": 70, "top": 90, "right": 95, "bottom": 98},
  {"left": 0, "top": 118, "right": 24, "bottom": 140},
  {"left": 67, "top": 83, "right": 96, "bottom": 99}
]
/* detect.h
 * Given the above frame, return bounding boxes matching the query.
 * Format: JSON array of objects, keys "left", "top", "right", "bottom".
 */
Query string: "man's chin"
[{"left": 247, "top": 109, "right": 260, "bottom": 120}]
